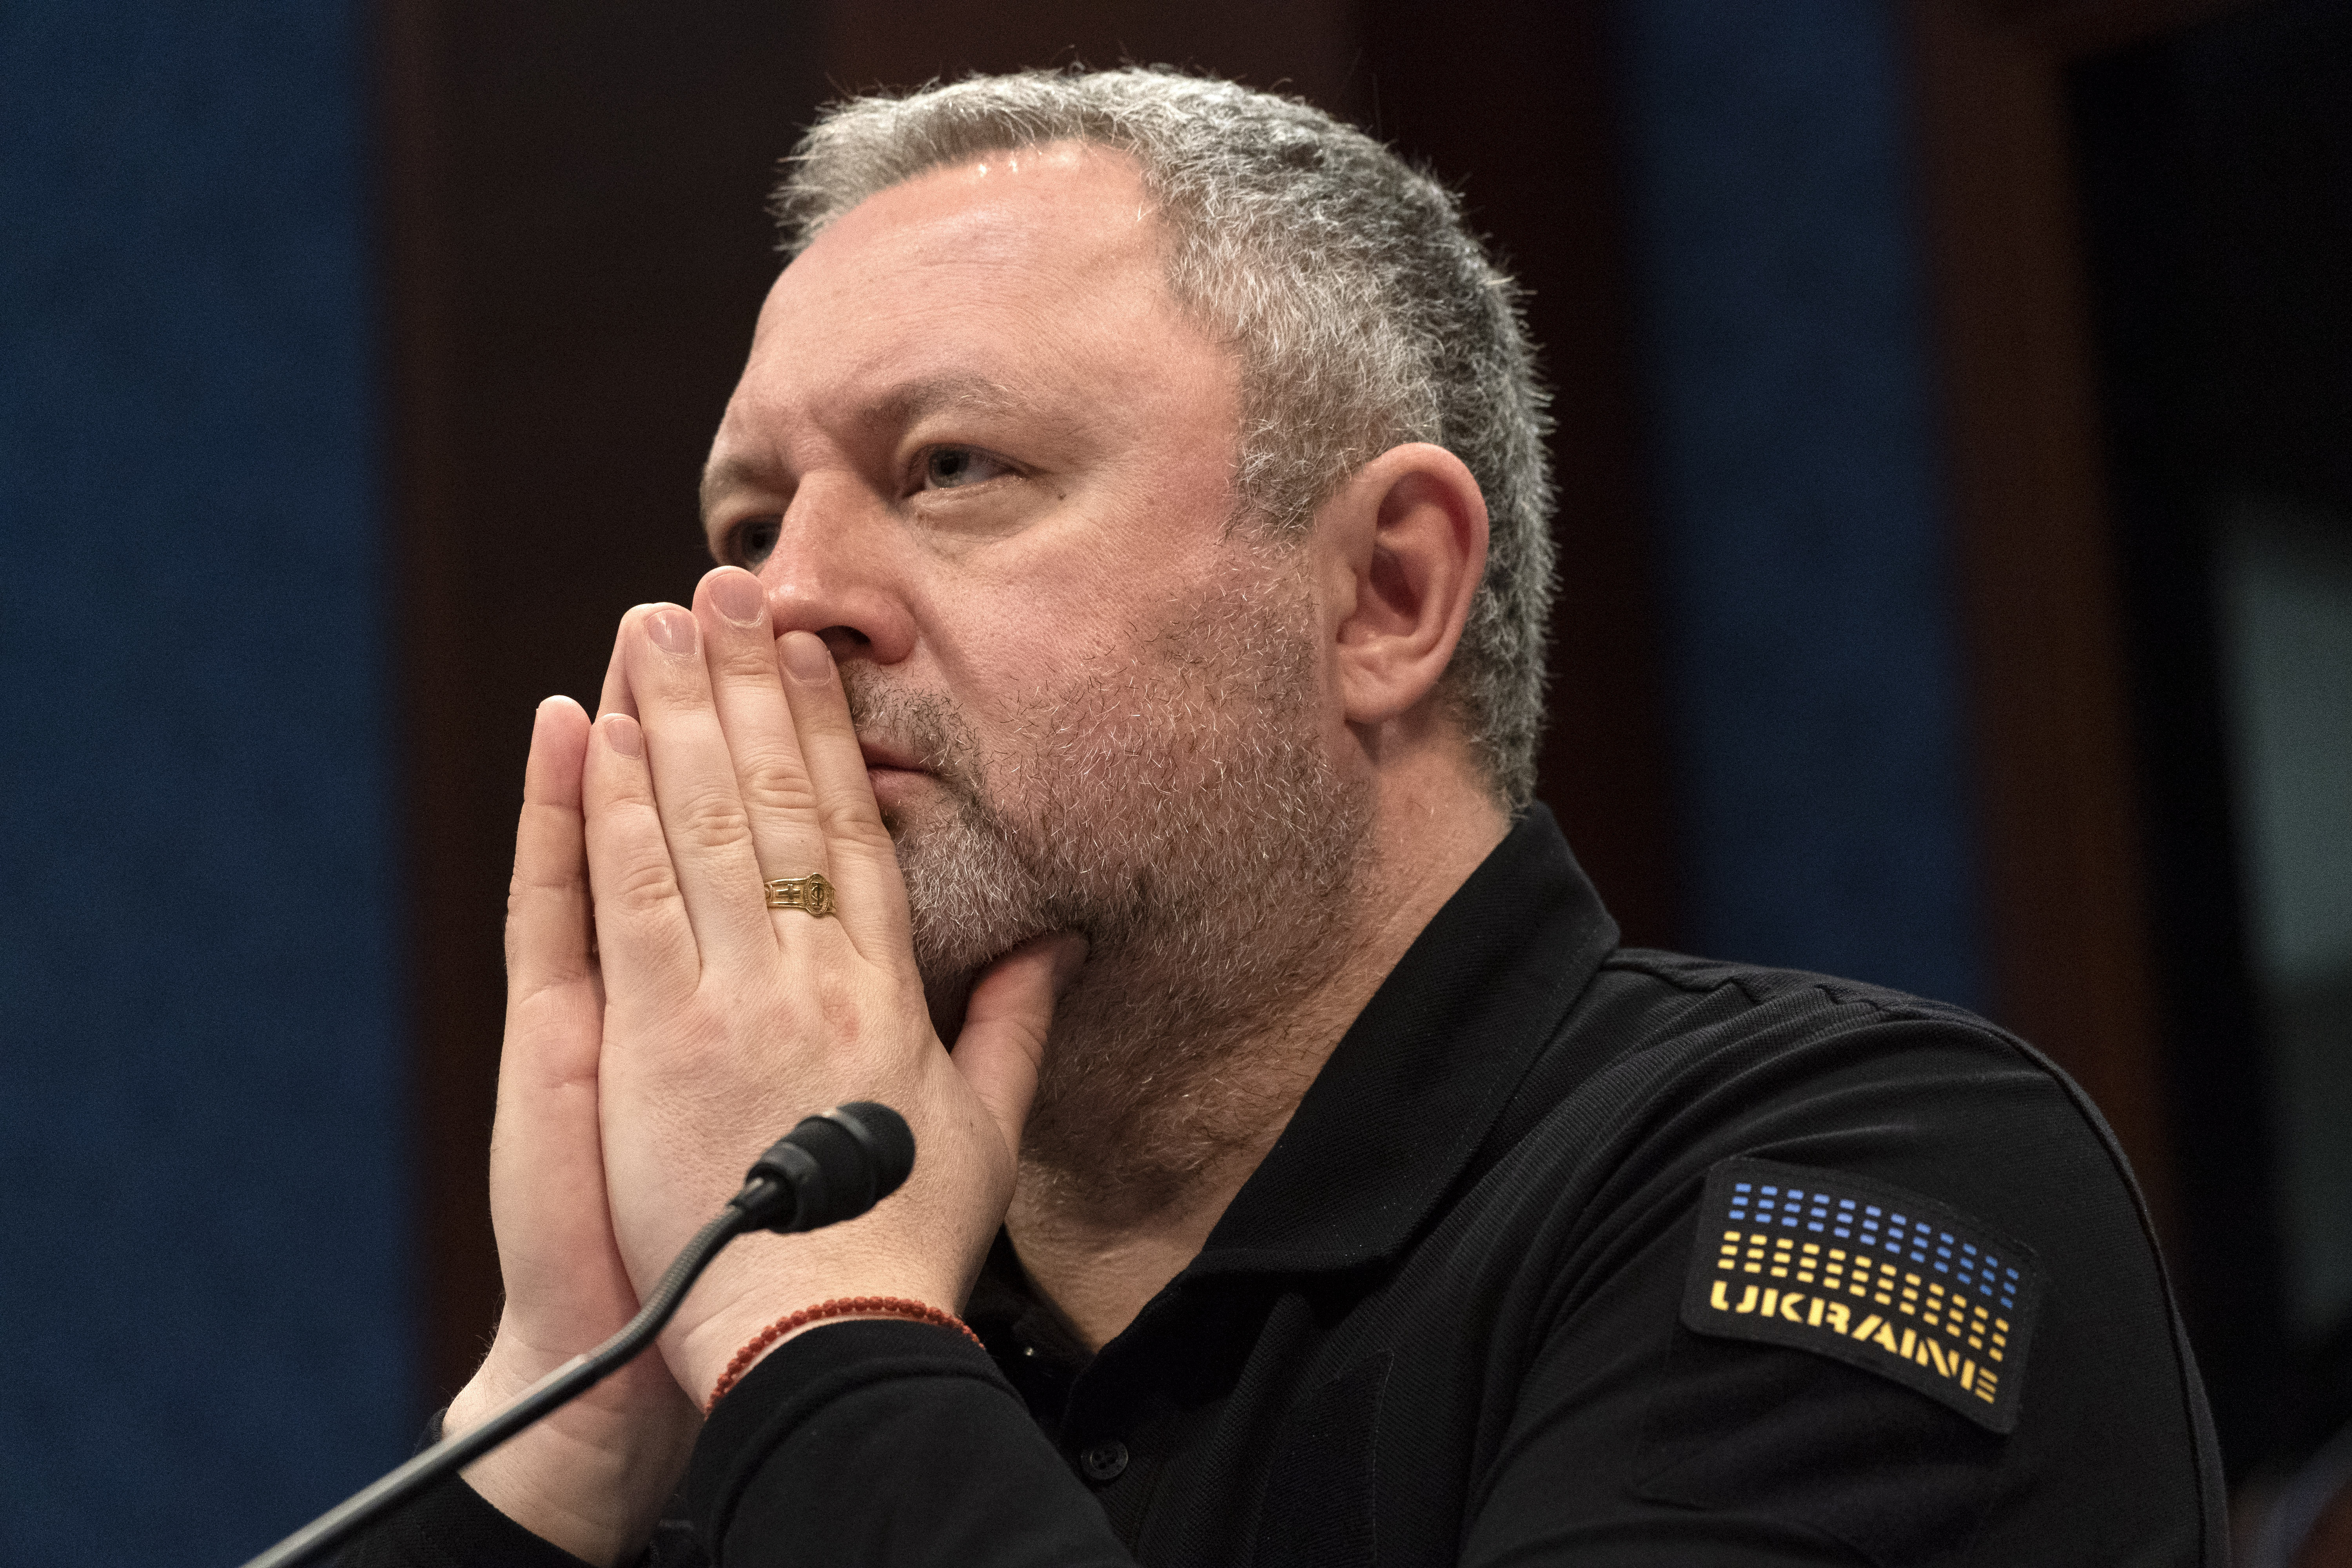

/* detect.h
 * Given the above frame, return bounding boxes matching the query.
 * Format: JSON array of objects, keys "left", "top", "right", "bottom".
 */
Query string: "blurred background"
[{"left": 3, "top": 0, "right": 2346, "bottom": 1559}]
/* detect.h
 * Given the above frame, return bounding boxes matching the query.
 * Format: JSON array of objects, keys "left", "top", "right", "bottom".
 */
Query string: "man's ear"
[{"left": 1321, "top": 442, "right": 1489, "bottom": 727}]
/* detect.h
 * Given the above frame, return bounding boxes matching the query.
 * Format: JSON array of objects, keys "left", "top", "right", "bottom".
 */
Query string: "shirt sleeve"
[
  {"left": 329, "top": 1472, "right": 601, "bottom": 1568},
  {"left": 684, "top": 1319, "right": 1138, "bottom": 1567},
  {"left": 1454, "top": 1011, "right": 2224, "bottom": 1567}
]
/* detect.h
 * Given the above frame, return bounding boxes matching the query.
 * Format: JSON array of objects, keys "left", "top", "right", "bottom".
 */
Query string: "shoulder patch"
[{"left": 1679, "top": 1157, "right": 2043, "bottom": 1433}]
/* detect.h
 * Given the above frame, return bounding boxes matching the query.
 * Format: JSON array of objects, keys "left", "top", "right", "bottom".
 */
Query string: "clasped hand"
[{"left": 445, "top": 566, "right": 1082, "bottom": 1565}]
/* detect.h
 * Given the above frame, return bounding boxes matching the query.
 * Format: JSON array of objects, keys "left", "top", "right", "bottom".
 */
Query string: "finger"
[
  {"left": 776, "top": 630, "right": 911, "bottom": 960},
  {"left": 597, "top": 605, "right": 657, "bottom": 720},
  {"left": 950, "top": 933, "right": 1087, "bottom": 1152},
  {"left": 495, "top": 697, "right": 639, "bottom": 1325},
  {"left": 621, "top": 605, "right": 776, "bottom": 969},
  {"left": 692, "top": 568, "right": 830, "bottom": 905},
  {"left": 477, "top": 702, "right": 700, "bottom": 1552},
  {"left": 506, "top": 695, "right": 599, "bottom": 1027},
  {"left": 581, "top": 708, "right": 703, "bottom": 1006}
]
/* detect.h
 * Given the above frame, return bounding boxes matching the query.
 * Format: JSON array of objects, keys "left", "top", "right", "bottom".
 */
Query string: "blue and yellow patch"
[{"left": 1679, "top": 1158, "right": 2043, "bottom": 1433}]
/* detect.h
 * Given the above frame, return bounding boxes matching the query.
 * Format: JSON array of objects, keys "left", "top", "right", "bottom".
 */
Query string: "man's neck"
[{"left": 1005, "top": 773, "right": 1508, "bottom": 1352}]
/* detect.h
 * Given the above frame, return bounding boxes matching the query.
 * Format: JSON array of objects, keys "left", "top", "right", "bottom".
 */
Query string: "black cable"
[
  {"left": 239, "top": 1193, "right": 764, "bottom": 1568},
  {"left": 236, "top": 1099, "right": 916, "bottom": 1568}
]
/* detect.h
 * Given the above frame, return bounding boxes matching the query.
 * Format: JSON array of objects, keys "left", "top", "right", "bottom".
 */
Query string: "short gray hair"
[{"left": 773, "top": 68, "right": 1555, "bottom": 805}]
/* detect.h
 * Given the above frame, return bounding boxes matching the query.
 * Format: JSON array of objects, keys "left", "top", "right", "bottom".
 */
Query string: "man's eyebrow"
[
  {"left": 700, "top": 455, "right": 769, "bottom": 522},
  {"left": 700, "top": 375, "right": 1040, "bottom": 522},
  {"left": 875, "top": 373, "right": 1034, "bottom": 424}
]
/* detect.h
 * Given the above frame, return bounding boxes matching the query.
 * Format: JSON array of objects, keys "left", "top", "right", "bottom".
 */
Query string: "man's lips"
[{"left": 857, "top": 740, "right": 928, "bottom": 774}]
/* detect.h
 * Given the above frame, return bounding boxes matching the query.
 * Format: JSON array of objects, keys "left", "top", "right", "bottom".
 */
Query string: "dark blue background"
[
  {"left": 0, "top": 3, "right": 412, "bottom": 1562},
  {"left": 1620, "top": 0, "right": 1984, "bottom": 1009}
]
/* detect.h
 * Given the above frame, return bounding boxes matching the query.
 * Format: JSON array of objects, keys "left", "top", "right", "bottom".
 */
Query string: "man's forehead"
[
  {"left": 706, "top": 144, "right": 1233, "bottom": 493},
  {"left": 757, "top": 145, "right": 1163, "bottom": 336}
]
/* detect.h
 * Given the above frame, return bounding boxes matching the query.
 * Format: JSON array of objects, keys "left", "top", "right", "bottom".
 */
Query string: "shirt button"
[{"left": 1078, "top": 1440, "right": 1129, "bottom": 1482}]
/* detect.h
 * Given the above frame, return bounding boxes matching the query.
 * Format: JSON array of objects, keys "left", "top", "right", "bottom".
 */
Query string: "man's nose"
[{"left": 757, "top": 477, "right": 915, "bottom": 665}]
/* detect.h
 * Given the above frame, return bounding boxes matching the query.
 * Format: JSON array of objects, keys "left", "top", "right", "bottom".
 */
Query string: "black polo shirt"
[{"left": 357, "top": 807, "right": 2225, "bottom": 1566}]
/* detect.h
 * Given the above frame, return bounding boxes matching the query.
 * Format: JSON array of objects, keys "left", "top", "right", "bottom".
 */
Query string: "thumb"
[{"left": 948, "top": 932, "right": 1087, "bottom": 1151}]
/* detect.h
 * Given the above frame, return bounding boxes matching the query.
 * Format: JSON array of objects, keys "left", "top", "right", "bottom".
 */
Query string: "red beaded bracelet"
[{"left": 705, "top": 1296, "right": 984, "bottom": 1412}]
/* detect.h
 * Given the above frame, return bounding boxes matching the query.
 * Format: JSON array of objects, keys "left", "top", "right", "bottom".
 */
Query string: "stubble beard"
[{"left": 842, "top": 554, "right": 1373, "bottom": 1215}]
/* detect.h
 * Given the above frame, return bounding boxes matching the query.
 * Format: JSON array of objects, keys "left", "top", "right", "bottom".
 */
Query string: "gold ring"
[{"left": 764, "top": 873, "right": 836, "bottom": 917}]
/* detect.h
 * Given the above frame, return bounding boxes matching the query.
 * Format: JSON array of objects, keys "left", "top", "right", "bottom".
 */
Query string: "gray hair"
[{"left": 772, "top": 68, "right": 1555, "bottom": 805}]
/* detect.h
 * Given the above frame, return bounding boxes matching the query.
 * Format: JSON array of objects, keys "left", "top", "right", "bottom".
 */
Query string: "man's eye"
[
  {"left": 733, "top": 518, "right": 780, "bottom": 568},
  {"left": 920, "top": 446, "right": 1009, "bottom": 490}
]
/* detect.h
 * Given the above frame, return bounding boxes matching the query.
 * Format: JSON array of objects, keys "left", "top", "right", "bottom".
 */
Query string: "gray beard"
[{"left": 841, "top": 562, "right": 1372, "bottom": 1210}]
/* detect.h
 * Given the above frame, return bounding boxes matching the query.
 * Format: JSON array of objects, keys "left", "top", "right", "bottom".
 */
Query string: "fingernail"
[
  {"left": 603, "top": 713, "right": 644, "bottom": 757},
  {"left": 780, "top": 631, "right": 834, "bottom": 683},
  {"left": 647, "top": 608, "right": 696, "bottom": 655},
  {"left": 710, "top": 572, "right": 766, "bottom": 626}
]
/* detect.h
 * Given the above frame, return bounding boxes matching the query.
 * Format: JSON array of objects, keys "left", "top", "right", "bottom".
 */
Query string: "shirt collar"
[{"left": 1177, "top": 803, "right": 1618, "bottom": 1280}]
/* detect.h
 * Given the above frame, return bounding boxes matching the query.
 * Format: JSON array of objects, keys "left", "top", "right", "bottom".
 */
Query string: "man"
[{"left": 354, "top": 70, "right": 2223, "bottom": 1566}]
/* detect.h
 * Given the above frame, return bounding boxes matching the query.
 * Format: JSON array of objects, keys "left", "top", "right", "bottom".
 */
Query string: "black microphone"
[
  {"left": 735, "top": 1101, "right": 919, "bottom": 1234},
  {"left": 238, "top": 1102, "right": 915, "bottom": 1568}
]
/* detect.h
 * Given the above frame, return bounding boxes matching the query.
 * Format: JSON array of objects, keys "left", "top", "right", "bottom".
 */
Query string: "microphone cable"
[{"left": 238, "top": 1101, "right": 915, "bottom": 1568}]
